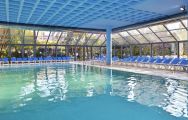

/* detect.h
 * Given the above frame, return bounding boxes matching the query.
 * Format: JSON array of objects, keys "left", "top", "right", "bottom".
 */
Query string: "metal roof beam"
[
  {"left": 17, "top": 0, "right": 25, "bottom": 22},
  {"left": 0, "top": 21, "right": 105, "bottom": 32},
  {"left": 5, "top": 0, "right": 9, "bottom": 22}
]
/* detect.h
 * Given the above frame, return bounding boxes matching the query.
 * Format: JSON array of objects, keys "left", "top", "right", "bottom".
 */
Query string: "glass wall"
[{"left": 0, "top": 17, "right": 187, "bottom": 59}]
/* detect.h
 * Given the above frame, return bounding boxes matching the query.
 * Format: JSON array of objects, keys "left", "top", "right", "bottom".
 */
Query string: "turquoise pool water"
[{"left": 0, "top": 63, "right": 188, "bottom": 120}]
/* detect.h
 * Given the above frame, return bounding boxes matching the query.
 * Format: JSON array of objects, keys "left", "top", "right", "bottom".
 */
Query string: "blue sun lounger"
[{"left": 2, "top": 58, "right": 9, "bottom": 64}]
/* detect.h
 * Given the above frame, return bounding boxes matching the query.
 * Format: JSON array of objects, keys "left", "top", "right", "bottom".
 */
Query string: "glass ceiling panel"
[
  {"left": 156, "top": 31, "right": 171, "bottom": 38},
  {"left": 165, "top": 21, "right": 184, "bottom": 30},
  {"left": 69, "top": 33, "right": 83, "bottom": 45},
  {"left": 47, "top": 32, "right": 61, "bottom": 45},
  {"left": 124, "top": 36, "right": 138, "bottom": 44},
  {"left": 58, "top": 32, "right": 68, "bottom": 45},
  {"left": 160, "top": 37, "right": 176, "bottom": 42},
  {"left": 132, "top": 35, "right": 148, "bottom": 44},
  {"left": 112, "top": 39, "right": 120, "bottom": 46},
  {"left": 87, "top": 34, "right": 101, "bottom": 46},
  {"left": 37, "top": 31, "right": 49, "bottom": 44},
  {"left": 63, "top": 31, "right": 74, "bottom": 45},
  {"left": 150, "top": 25, "right": 166, "bottom": 32},
  {"left": 112, "top": 33, "right": 128, "bottom": 45},
  {"left": 120, "top": 31, "right": 129, "bottom": 37},
  {"left": 128, "top": 30, "right": 140, "bottom": 35},
  {"left": 78, "top": 33, "right": 92, "bottom": 45},
  {"left": 63, "top": 32, "right": 75, "bottom": 45},
  {"left": 143, "top": 33, "right": 161, "bottom": 43},
  {"left": 119, "top": 32, "right": 137, "bottom": 44},
  {"left": 138, "top": 27, "right": 152, "bottom": 34},
  {"left": 93, "top": 35, "right": 105, "bottom": 46},
  {"left": 170, "top": 29, "right": 188, "bottom": 41},
  {"left": 182, "top": 19, "right": 188, "bottom": 28}
]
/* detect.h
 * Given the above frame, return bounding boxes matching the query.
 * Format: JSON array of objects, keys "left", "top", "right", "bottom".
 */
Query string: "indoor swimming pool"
[{"left": 0, "top": 64, "right": 187, "bottom": 120}]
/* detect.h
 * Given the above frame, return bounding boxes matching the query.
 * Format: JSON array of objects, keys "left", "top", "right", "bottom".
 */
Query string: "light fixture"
[{"left": 180, "top": 5, "right": 185, "bottom": 11}]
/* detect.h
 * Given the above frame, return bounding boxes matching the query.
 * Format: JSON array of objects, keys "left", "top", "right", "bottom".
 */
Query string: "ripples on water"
[{"left": 0, "top": 64, "right": 188, "bottom": 119}]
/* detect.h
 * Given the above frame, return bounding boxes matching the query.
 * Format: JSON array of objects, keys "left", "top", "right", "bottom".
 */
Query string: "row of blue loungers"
[
  {"left": 119, "top": 56, "right": 188, "bottom": 71},
  {"left": 95, "top": 56, "right": 188, "bottom": 72},
  {"left": 0, "top": 56, "right": 72, "bottom": 64}
]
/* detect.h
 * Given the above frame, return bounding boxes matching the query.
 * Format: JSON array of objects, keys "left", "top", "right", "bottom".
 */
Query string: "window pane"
[
  {"left": 24, "top": 36, "right": 34, "bottom": 44},
  {"left": 124, "top": 36, "right": 137, "bottom": 44},
  {"left": 150, "top": 25, "right": 166, "bottom": 32},
  {"left": 171, "top": 29, "right": 188, "bottom": 41},
  {"left": 37, "top": 31, "right": 50, "bottom": 44},
  {"left": 58, "top": 32, "right": 68, "bottom": 45},
  {"left": 133, "top": 35, "right": 148, "bottom": 43},
  {"left": 93, "top": 35, "right": 105, "bottom": 46},
  {"left": 78, "top": 33, "right": 92, "bottom": 45},
  {"left": 47, "top": 32, "right": 61, "bottom": 45},
  {"left": 143, "top": 33, "right": 161, "bottom": 43},
  {"left": 112, "top": 34, "right": 127, "bottom": 45},
  {"left": 165, "top": 21, "right": 184, "bottom": 30},
  {"left": 112, "top": 39, "right": 120, "bottom": 45},
  {"left": 112, "top": 33, "right": 128, "bottom": 45},
  {"left": 182, "top": 19, "right": 188, "bottom": 27},
  {"left": 179, "top": 42, "right": 188, "bottom": 57},
  {"left": 87, "top": 34, "right": 101, "bottom": 46},
  {"left": 141, "top": 45, "right": 151, "bottom": 56},
  {"left": 63, "top": 31, "right": 74, "bottom": 45},
  {"left": 68, "top": 32, "right": 81, "bottom": 45}
]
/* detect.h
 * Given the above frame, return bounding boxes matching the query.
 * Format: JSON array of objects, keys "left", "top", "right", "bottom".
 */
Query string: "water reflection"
[
  {"left": 0, "top": 64, "right": 188, "bottom": 118},
  {"left": 111, "top": 71, "right": 188, "bottom": 118}
]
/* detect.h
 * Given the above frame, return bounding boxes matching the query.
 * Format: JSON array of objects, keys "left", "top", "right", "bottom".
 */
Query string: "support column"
[
  {"left": 21, "top": 31, "right": 25, "bottom": 58},
  {"left": 33, "top": 30, "right": 37, "bottom": 57},
  {"left": 162, "top": 43, "right": 165, "bottom": 58},
  {"left": 106, "top": 28, "right": 112, "bottom": 65},
  {"left": 100, "top": 47, "right": 102, "bottom": 56},
  {"left": 83, "top": 47, "right": 85, "bottom": 61},
  {"left": 130, "top": 45, "right": 133, "bottom": 56},
  {"left": 65, "top": 46, "right": 69, "bottom": 56},
  {"left": 74, "top": 46, "right": 77, "bottom": 61},
  {"left": 139, "top": 45, "right": 142, "bottom": 56},
  {"left": 150, "top": 44, "right": 153, "bottom": 57},
  {"left": 177, "top": 42, "right": 180, "bottom": 58},
  {"left": 113, "top": 46, "right": 116, "bottom": 56},
  {"left": 120, "top": 46, "right": 123, "bottom": 58},
  {"left": 90, "top": 47, "right": 93, "bottom": 59},
  {"left": 8, "top": 45, "right": 11, "bottom": 57},
  {"left": 86, "top": 47, "right": 89, "bottom": 60}
]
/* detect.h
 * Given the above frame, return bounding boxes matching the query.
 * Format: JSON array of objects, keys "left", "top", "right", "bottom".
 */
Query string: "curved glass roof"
[
  {"left": 0, "top": 17, "right": 187, "bottom": 47},
  {"left": 114, "top": 18, "right": 188, "bottom": 45}
]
